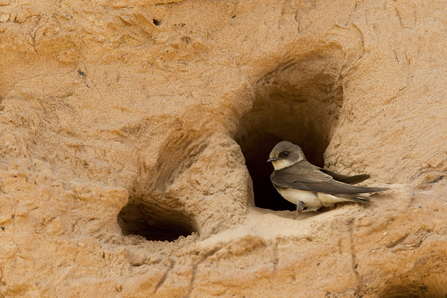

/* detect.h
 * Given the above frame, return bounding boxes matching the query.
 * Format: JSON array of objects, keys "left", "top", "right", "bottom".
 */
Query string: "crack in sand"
[
  {"left": 348, "top": 219, "right": 361, "bottom": 297},
  {"left": 154, "top": 258, "right": 175, "bottom": 294},
  {"left": 272, "top": 240, "right": 279, "bottom": 275},
  {"left": 185, "top": 245, "right": 225, "bottom": 297},
  {"left": 392, "top": 231, "right": 433, "bottom": 252},
  {"left": 186, "top": 262, "right": 198, "bottom": 298}
]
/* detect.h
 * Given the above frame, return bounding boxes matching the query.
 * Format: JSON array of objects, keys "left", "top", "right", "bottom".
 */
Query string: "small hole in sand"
[
  {"left": 379, "top": 283, "right": 430, "bottom": 298},
  {"left": 118, "top": 199, "right": 197, "bottom": 241},
  {"left": 117, "top": 131, "right": 204, "bottom": 241},
  {"left": 153, "top": 19, "right": 161, "bottom": 26}
]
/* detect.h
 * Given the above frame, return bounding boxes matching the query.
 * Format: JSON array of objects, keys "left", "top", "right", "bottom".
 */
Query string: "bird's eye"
[{"left": 282, "top": 151, "right": 289, "bottom": 157}]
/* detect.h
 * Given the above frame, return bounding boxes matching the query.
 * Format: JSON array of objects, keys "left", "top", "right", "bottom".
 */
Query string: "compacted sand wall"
[{"left": 1, "top": 0, "right": 447, "bottom": 297}]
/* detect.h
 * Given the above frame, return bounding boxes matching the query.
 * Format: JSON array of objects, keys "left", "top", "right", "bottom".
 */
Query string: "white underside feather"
[{"left": 276, "top": 188, "right": 356, "bottom": 211}]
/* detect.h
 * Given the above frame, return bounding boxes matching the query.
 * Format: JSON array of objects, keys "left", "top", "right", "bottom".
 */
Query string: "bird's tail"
[
  {"left": 336, "top": 194, "right": 371, "bottom": 204},
  {"left": 363, "top": 187, "right": 389, "bottom": 192}
]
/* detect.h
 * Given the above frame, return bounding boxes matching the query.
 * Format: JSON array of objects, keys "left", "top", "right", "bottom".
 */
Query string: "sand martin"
[{"left": 268, "top": 141, "right": 388, "bottom": 219}]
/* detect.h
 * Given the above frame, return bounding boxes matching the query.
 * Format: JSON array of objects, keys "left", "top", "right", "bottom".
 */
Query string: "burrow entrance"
[
  {"left": 117, "top": 131, "right": 204, "bottom": 242},
  {"left": 236, "top": 52, "right": 345, "bottom": 212},
  {"left": 118, "top": 199, "right": 197, "bottom": 241}
]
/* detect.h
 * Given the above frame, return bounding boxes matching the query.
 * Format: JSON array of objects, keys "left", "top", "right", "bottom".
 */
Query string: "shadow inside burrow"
[
  {"left": 379, "top": 282, "right": 434, "bottom": 298},
  {"left": 118, "top": 199, "right": 197, "bottom": 242},
  {"left": 235, "top": 52, "right": 345, "bottom": 213}
]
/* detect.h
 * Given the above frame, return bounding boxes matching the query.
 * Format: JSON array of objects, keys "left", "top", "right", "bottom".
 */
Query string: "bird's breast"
[{"left": 275, "top": 187, "right": 322, "bottom": 207}]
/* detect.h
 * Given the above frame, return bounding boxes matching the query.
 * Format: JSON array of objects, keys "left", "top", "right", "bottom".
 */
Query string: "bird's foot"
[{"left": 293, "top": 201, "right": 305, "bottom": 219}]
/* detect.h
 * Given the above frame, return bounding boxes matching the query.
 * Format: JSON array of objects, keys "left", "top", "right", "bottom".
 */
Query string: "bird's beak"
[{"left": 267, "top": 158, "right": 277, "bottom": 162}]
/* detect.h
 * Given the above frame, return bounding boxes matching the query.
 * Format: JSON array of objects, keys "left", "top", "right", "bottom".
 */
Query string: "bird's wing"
[
  {"left": 319, "top": 169, "right": 370, "bottom": 185},
  {"left": 271, "top": 161, "right": 388, "bottom": 194}
]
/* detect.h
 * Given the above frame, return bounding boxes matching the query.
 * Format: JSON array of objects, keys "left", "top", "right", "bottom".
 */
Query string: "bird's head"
[{"left": 267, "top": 141, "right": 306, "bottom": 170}]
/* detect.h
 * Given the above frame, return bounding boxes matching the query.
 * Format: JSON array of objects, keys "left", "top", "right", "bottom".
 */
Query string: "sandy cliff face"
[{"left": 1, "top": 0, "right": 447, "bottom": 297}]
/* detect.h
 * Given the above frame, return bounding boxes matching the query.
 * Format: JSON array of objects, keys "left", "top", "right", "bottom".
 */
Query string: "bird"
[{"left": 267, "top": 141, "right": 388, "bottom": 219}]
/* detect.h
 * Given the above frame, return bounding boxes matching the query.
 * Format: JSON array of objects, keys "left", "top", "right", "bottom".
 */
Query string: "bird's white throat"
[{"left": 271, "top": 157, "right": 302, "bottom": 170}]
